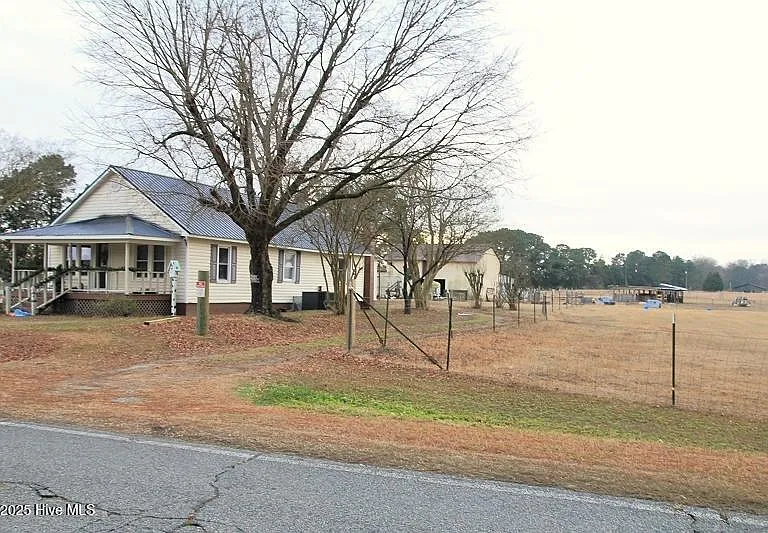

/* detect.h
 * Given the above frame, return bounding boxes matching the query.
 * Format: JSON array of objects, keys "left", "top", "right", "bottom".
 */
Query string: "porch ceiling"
[{"left": 1, "top": 215, "right": 183, "bottom": 244}]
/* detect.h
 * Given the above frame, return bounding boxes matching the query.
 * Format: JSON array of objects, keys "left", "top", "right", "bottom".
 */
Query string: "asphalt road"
[{"left": 0, "top": 421, "right": 766, "bottom": 533}]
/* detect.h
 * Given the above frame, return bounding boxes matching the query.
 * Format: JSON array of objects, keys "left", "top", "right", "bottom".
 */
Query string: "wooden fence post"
[
  {"left": 196, "top": 270, "right": 209, "bottom": 336},
  {"left": 346, "top": 287, "right": 356, "bottom": 352}
]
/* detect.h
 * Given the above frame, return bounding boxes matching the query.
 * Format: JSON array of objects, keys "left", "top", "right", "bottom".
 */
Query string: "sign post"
[{"left": 196, "top": 271, "right": 209, "bottom": 336}]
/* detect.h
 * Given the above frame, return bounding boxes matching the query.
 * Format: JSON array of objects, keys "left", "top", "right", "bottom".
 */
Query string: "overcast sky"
[{"left": 1, "top": 1, "right": 766, "bottom": 265}]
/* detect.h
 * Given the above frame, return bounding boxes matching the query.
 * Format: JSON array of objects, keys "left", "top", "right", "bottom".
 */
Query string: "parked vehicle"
[
  {"left": 643, "top": 299, "right": 662, "bottom": 309},
  {"left": 594, "top": 296, "right": 615, "bottom": 305},
  {"left": 731, "top": 296, "right": 751, "bottom": 307}
]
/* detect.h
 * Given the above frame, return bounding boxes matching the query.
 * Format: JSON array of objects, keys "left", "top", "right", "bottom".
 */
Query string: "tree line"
[
  {"left": 0, "top": 131, "right": 75, "bottom": 281},
  {"left": 468, "top": 228, "right": 766, "bottom": 292}
]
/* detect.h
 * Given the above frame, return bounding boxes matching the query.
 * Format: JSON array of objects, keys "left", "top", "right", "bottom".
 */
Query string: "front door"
[{"left": 96, "top": 244, "right": 109, "bottom": 289}]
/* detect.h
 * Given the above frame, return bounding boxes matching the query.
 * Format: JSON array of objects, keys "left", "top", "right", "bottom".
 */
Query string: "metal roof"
[
  {"left": 111, "top": 166, "right": 317, "bottom": 250},
  {"left": 2, "top": 215, "right": 182, "bottom": 241},
  {"left": 658, "top": 283, "right": 688, "bottom": 291}
]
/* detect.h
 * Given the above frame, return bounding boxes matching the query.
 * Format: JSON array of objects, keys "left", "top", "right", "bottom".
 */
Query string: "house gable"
[{"left": 57, "top": 169, "right": 185, "bottom": 235}]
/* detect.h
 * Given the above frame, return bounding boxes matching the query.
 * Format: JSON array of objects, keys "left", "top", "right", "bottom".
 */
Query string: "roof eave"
[{"left": 1, "top": 234, "right": 183, "bottom": 243}]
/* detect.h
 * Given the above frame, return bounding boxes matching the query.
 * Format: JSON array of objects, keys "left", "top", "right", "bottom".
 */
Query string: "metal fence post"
[{"left": 672, "top": 312, "right": 677, "bottom": 406}]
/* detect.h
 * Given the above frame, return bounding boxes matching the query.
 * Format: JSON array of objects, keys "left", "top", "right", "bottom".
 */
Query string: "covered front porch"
[{"left": 3, "top": 215, "right": 182, "bottom": 315}]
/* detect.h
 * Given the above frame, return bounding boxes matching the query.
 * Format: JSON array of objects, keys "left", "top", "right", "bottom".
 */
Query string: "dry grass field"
[
  {"left": 0, "top": 295, "right": 766, "bottom": 513},
  {"left": 425, "top": 295, "right": 768, "bottom": 420}
]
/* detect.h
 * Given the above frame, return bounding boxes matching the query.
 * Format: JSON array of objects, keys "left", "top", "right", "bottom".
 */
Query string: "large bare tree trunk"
[
  {"left": 414, "top": 280, "right": 431, "bottom": 310},
  {"left": 246, "top": 235, "right": 275, "bottom": 316}
]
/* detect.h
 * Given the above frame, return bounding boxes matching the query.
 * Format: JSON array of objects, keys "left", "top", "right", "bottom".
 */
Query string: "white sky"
[{"left": 1, "top": 0, "right": 766, "bottom": 265}]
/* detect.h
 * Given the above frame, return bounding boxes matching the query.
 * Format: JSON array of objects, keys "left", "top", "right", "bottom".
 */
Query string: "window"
[
  {"left": 218, "top": 246, "right": 231, "bottom": 282},
  {"left": 136, "top": 245, "right": 165, "bottom": 277},
  {"left": 81, "top": 246, "right": 92, "bottom": 268},
  {"left": 283, "top": 250, "right": 296, "bottom": 282},
  {"left": 136, "top": 245, "right": 149, "bottom": 275},
  {"left": 68, "top": 246, "right": 92, "bottom": 268},
  {"left": 277, "top": 249, "right": 301, "bottom": 283},
  {"left": 210, "top": 244, "right": 237, "bottom": 284},
  {"left": 153, "top": 246, "right": 165, "bottom": 278}
]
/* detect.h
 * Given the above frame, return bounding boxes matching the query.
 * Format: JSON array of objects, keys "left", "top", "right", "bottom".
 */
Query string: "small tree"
[
  {"left": 499, "top": 274, "right": 523, "bottom": 310},
  {"left": 379, "top": 164, "right": 497, "bottom": 313},
  {"left": 702, "top": 271, "right": 724, "bottom": 292},
  {"left": 464, "top": 266, "right": 485, "bottom": 309},
  {"left": 302, "top": 191, "right": 382, "bottom": 314}
]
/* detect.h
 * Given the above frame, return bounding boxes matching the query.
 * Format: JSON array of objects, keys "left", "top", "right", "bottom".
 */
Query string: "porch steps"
[{"left": 5, "top": 270, "right": 71, "bottom": 316}]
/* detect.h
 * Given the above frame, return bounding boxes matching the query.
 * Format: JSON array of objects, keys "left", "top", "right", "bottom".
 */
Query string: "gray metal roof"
[
  {"left": 658, "top": 283, "right": 688, "bottom": 292},
  {"left": 111, "top": 166, "right": 317, "bottom": 249},
  {"left": 2, "top": 215, "right": 182, "bottom": 240}
]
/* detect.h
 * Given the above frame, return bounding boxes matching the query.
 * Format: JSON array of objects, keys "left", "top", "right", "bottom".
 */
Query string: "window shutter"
[
  {"left": 210, "top": 244, "right": 217, "bottom": 283},
  {"left": 230, "top": 246, "right": 237, "bottom": 283},
  {"left": 277, "top": 249, "right": 284, "bottom": 283},
  {"left": 295, "top": 251, "right": 301, "bottom": 283}
]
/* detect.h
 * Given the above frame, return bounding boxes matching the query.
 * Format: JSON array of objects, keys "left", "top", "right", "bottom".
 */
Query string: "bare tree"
[
  {"left": 77, "top": 0, "right": 526, "bottom": 315},
  {"left": 301, "top": 189, "right": 382, "bottom": 314},
  {"left": 379, "top": 164, "right": 496, "bottom": 312},
  {"left": 498, "top": 274, "right": 523, "bottom": 310},
  {"left": 463, "top": 265, "right": 484, "bottom": 309}
]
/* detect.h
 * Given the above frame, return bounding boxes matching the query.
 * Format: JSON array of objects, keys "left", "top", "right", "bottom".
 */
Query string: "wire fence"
[{"left": 359, "top": 295, "right": 768, "bottom": 421}]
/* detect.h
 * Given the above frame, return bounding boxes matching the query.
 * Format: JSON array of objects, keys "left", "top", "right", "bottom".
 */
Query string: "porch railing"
[
  {"left": 6, "top": 269, "right": 70, "bottom": 316},
  {"left": 60, "top": 270, "right": 169, "bottom": 294},
  {"left": 6, "top": 267, "right": 171, "bottom": 315}
]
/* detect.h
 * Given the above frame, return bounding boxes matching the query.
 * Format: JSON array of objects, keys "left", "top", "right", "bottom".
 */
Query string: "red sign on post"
[{"left": 196, "top": 280, "right": 206, "bottom": 298}]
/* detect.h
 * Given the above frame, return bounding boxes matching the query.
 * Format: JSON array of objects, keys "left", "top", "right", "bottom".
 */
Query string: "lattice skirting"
[{"left": 54, "top": 293, "right": 171, "bottom": 316}]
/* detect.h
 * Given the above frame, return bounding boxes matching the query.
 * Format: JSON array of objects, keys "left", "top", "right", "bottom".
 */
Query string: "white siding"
[
  {"left": 271, "top": 248, "right": 329, "bottom": 304},
  {"left": 183, "top": 238, "right": 366, "bottom": 305},
  {"left": 184, "top": 238, "right": 249, "bottom": 304},
  {"left": 378, "top": 249, "right": 500, "bottom": 297},
  {"left": 61, "top": 171, "right": 184, "bottom": 232},
  {"left": 436, "top": 250, "right": 500, "bottom": 294},
  {"left": 48, "top": 246, "right": 64, "bottom": 268}
]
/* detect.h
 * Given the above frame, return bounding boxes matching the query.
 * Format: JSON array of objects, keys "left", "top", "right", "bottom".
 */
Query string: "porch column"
[
  {"left": 76, "top": 244, "right": 83, "bottom": 291},
  {"left": 60, "top": 244, "right": 67, "bottom": 290},
  {"left": 42, "top": 243, "right": 49, "bottom": 303},
  {"left": 10, "top": 242, "right": 16, "bottom": 284},
  {"left": 124, "top": 242, "right": 130, "bottom": 295},
  {"left": 67, "top": 243, "right": 73, "bottom": 291}
]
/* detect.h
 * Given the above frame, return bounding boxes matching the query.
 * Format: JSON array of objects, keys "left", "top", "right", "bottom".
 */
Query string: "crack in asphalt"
[
  {"left": 172, "top": 455, "right": 257, "bottom": 533},
  {"left": 0, "top": 479, "right": 246, "bottom": 533},
  {"left": 685, "top": 508, "right": 735, "bottom": 532},
  {"left": 686, "top": 511, "right": 702, "bottom": 533},
  {"left": 0, "top": 479, "right": 140, "bottom": 532}
]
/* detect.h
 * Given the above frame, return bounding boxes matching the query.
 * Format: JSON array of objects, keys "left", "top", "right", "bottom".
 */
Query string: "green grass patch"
[{"left": 237, "top": 382, "right": 768, "bottom": 453}]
